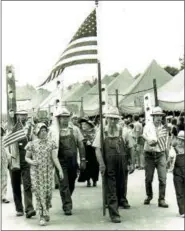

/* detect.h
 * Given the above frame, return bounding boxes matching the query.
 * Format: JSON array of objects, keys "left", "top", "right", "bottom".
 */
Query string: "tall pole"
[
  {"left": 6, "top": 65, "right": 20, "bottom": 170},
  {"left": 95, "top": 0, "right": 106, "bottom": 216},
  {"left": 115, "top": 89, "right": 119, "bottom": 108},
  {"left": 153, "top": 79, "right": 158, "bottom": 106}
]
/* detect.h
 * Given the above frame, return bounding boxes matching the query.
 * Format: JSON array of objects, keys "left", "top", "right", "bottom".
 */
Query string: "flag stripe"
[
  {"left": 63, "top": 40, "right": 97, "bottom": 54},
  {"left": 3, "top": 130, "right": 25, "bottom": 142},
  {"left": 53, "top": 54, "right": 97, "bottom": 70},
  {"left": 57, "top": 50, "right": 97, "bottom": 63},
  {"left": 4, "top": 133, "right": 26, "bottom": 147}
]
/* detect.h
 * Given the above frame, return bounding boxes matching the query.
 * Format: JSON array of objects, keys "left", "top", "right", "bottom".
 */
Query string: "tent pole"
[{"left": 153, "top": 79, "right": 159, "bottom": 106}]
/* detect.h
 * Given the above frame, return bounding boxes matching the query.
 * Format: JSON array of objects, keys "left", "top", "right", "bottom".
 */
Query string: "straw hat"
[
  {"left": 35, "top": 122, "right": 48, "bottom": 136},
  {"left": 79, "top": 117, "right": 95, "bottom": 128},
  {"left": 177, "top": 131, "right": 184, "bottom": 140},
  {"left": 15, "top": 110, "right": 28, "bottom": 115},
  {"left": 151, "top": 107, "right": 165, "bottom": 116},
  {"left": 104, "top": 107, "right": 121, "bottom": 119},
  {"left": 54, "top": 107, "right": 71, "bottom": 117}
]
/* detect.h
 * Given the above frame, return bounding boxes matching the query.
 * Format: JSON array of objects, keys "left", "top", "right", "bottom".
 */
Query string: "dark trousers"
[
  {"left": 56, "top": 158, "right": 77, "bottom": 212},
  {"left": 119, "top": 170, "right": 128, "bottom": 204},
  {"left": 144, "top": 151, "right": 167, "bottom": 201},
  {"left": 10, "top": 165, "right": 34, "bottom": 213},
  {"left": 173, "top": 155, "right": 184, "bottom": 215},
  {"left": 105, "top": 155, "right": 127, "bottom": 219}
]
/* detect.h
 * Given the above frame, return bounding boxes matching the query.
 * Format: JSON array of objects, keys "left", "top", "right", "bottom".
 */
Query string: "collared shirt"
[
  {"left": 59, "top": 123, "right": 84, "bottom": 144},
  {"left": 143, "top": 122, "right": 168, "bottom": 152},
  {"left": 92, "top": 124, "right": 134, "bottom": 149}
]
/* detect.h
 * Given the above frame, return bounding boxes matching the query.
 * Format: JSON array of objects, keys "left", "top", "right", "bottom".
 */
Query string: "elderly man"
[
  {"left": 10, "top": 110, "right": 36, "bottom": 218},
  {"left": 52, "top": 107, "right": 86, "bottom": 216},
  {"left": 143, "top": 106, "right": 169, "bottom": 208},
  {"left": 93, "top": 107, "right": 135, "bottom": 223}
]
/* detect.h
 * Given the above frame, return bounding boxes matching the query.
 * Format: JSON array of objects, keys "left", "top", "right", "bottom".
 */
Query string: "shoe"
[
  {"left": 180, "top": 214, "right": 184, "bottom": 218},
  {"left": 111, "top": 216, "right": 121, "bottom": 223},
  {"left": 93, "top": 182, "right": 97, "bottom": 187},
  {"left": 16, "top": 211, "right": 24, "bottom": 217},
  {"left": 144, "top": 197, "right": 152, "bottom": 205},
  {"left": 158, "top": 200, "right": 169, "bottom": 208},
  {"left": 64, "top": 210, "right": 72, "bottom": 216},
  {"left": 120, "top": 202, "right": 131, "bottom": 209},
  {"left": 39, "top": 218, "right": 46, "bottom": 226},
  {"left": 26, "top": 210, "right": 36, "bottom": 218},
  {"left": 44, "top": 215, "right": 50, "bottom": 222},
  {"left": 87, "top": 181, "right": 91, "bottom": 187},
  {"left": 2, "top": 199, "right": 10, "bottom": 203}
]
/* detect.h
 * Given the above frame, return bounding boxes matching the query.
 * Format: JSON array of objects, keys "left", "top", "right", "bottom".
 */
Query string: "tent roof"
[{"left": 119, "top": 59, "right": 173, "bottom": 107}]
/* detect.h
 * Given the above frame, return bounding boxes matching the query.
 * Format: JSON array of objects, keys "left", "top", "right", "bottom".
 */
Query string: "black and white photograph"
[{"left": 1, "top": 0, "right": 184, "bottom": 230}]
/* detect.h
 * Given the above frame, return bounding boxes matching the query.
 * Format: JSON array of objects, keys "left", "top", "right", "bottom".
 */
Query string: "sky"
[{"left": 2, "top": 1, "right": 184, "bottom": 112}]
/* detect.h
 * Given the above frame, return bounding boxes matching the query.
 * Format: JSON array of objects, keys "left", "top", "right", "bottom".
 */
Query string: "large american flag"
[
  {"left": 39, "top": 8, "right": 97, "bottom": 86},
  {"left": 156, "top": 125, "right": 168, "bottom": 152},
  {"left": 3, "top": 120, "right": 27, "bottom": 148}
]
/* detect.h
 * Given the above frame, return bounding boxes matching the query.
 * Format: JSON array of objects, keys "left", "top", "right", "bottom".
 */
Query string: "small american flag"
[
  {"left": 156, "top": 125, "right": 168, "bottom": 152},
  {"left": 3, "top": 120, "right": 27, "bottom": 148},
  {"left": 39, "top": 8, "right": 97, "bottom": 86}
]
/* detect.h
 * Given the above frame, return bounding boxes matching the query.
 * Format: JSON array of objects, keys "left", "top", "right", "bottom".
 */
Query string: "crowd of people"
[{"left": 1, "top": 106, "right": 184, "bottom": 226}]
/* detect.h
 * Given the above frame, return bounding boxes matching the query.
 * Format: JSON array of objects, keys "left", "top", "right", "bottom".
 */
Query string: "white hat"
[
  {"left": 54, "top": 107, "right": 70, "bottom": 117},
  {"left": 15, "top": 110, "right": 28, "bottom": 115},
  {"left": 104, "top": 107, "right": 121, "bottom": 119},
  {"left": 35, "top": 122, "right": 47, "bottom": 136},
  {"left": 177, "top": 131, "right": 184, "bottom": 140},
  {"left": 151, "top": 107, "right": 165, "bottom": 116}
]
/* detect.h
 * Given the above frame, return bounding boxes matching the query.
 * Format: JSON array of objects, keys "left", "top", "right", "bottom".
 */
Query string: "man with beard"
[
  {"left": 52, "top": 107, "right": 86, "bottom": 216},
  {"left": 10, "top": 110, "right": 36, "bottom": 218},
  {"left": 143, "top": 107, "right": 169, "bottom": 208},
  {"left": 93, "top": 107, "right": 135, "bottom": 223}
]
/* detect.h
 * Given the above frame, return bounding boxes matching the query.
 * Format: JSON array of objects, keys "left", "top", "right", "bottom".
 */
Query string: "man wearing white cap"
[
  {"left": 10, "top": 110, "right": 36, "bottom": 218},
  {"left": 142, "top": 106, "right": 169, "bottom": 208},
  {"left": 93, "top": 107, "right": 135, "bottom": 223},
  {"left": 52, "top": 106, "right": 86, "bottom": 216}
]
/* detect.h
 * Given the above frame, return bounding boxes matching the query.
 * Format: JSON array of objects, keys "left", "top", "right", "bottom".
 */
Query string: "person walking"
[
  {"left": 142, "top": 106, "right": 169, "bottom": 208},
  {"left": 78, "top": 118, "right": 99, "bottom": 187},
  {"left": 170, "top": 131, "right": 184, "bottom": 218},
  {"left": 9, "top": 110, "right": 36, "bottom": 218},
  {"left": 51, "top": 107, "right": 86, "bottom": 216},
  {"left": 1, "top": 125, "right": 10, "bottom": 203},
  {"left": 93, "top": 107, "right": 135, "bottom": 223},
  {"left": 25, "top": 123, "right": 64, "bottom": 226}
]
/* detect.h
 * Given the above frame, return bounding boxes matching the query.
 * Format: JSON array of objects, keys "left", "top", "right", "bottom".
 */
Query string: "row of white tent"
[{"left": 39, "top": 59, "right": 184, "bottom": 115}]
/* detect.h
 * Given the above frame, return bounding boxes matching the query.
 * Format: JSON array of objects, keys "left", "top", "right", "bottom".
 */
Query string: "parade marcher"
[
  {"left": 25, "top": 123, "right": 64, "bottom": 226},
  {"left": 142, "top": 107, "right": 169, "bottom": 208},
  {"left": 10, "top": 110, "right": 36, "bottom": 217},
  {"left": 133, "top": 115, "right": 144, "bottom": 170},
  {"left": 52, "top": 107, "right": 86, "bottom": 216},
  {"left": 78, "top": 118, "right": 99, "bottom": 187},
  {"left": 170, "top": 131, "right": 184, "bottom": 218},
  {"left": 1, "top": 125, "right": 10, "bottom": 203},
  {"left": 177, "top": 116, "right": 185, "bottom": 132},
  {"left": 93, "top": 107, "right": 135, "bottom": 223},
  {"left": 71, "top": 114, "right": 80, "bottom": 127}
]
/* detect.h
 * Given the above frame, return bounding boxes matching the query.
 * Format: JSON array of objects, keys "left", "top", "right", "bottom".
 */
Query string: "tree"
[
  {"left": 164, "top": 66, "right": 179, "bottom": 76},
  {"left": 179, "top": 55, "right": 184, "bottom": 70}
]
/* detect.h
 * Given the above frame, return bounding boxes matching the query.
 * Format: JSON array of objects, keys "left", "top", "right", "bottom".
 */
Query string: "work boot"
[
  {"left": 64, "top": 210, "right": 72, "bottom": 216},
  {"left": 158, "top": 200, "right": 169, "bottom": 208},
  {"left": 16, "top": 211, "right": 24, "bottom": 217},
  {"left": 87, "top": 180, "right": 91, "bottom": 187},
  {"left": 93, "top": 181, "right": 97, "bottom": 187},
  {"left": 111, "top": 216, "right": 121, "bottom": 223},
  {"left": 121, "top": 201, "right": 131, "bottom": 209},
  {"left": 144, "top": 197, "right": 152, "bottom": 205},
  {"left": 26, "top": 210, "right": 36, "bottom": 218}
]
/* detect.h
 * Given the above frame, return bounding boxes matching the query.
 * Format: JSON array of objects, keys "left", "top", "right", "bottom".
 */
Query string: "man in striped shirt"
[{"left": 142, "top": 107, "right": 169, "bottom": 208}]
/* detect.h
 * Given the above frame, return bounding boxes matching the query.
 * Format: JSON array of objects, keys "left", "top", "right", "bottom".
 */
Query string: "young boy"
[{"left": 172, "top": 131, "right": 184, "bottom": 218}]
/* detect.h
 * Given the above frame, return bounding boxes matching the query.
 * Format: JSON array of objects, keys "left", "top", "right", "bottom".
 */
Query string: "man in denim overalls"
[
  {"left": 53, "top": 107, "right": 86, "bottom": 216},
  {"left": 93, "top": 107, "right": 135, "bottom": 223}
]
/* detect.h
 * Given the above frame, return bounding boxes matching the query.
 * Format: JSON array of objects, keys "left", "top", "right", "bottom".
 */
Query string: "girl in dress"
[{"left": 25, "top": 123, "right": 63, "bottom": 226}]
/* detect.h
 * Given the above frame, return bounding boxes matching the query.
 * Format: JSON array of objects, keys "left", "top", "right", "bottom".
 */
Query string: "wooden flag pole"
[
  {"left": 153, "top": 79, "right": 159, "bottom": 106},
  {"left": 95, "top": 0, "right": 106, "bottom": 216},
  {"left": 6, "top": 65, "right": 20, "bottom": 170}
]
